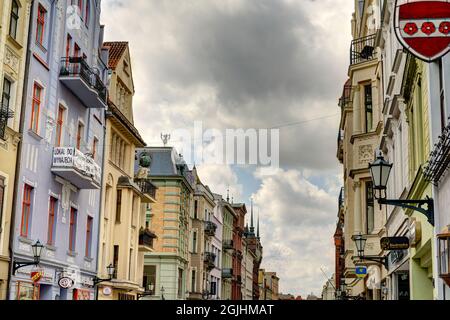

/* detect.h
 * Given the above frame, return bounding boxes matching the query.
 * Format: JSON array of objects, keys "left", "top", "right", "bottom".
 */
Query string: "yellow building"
[
  {"left": 96, "top": 42, "right": 156, "bottom": 300},
  {"left": 0, "top": 0, "right": 32, "bottom": 300},
  {"left": 337, "top": 0, "right": 386, "bottom": 299}
]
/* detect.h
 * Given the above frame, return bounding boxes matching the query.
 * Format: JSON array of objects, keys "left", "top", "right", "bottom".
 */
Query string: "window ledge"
[
  {"left": 67, "top": 250, "right": 78, "bottom": 258},
  {"left": 7, "top": 34, "right": 23, "bottom": 50},
  {"left": 27, "top": 129, "right": 43, "bottom": 142},
  {"left": 84, "top": 257, "right": 94, "bottom": 263},
  {"left": 18, "top": 237, "right": 33, "bottom": 245},
  {"left": 45, "top": 244, "right": 57, "bottom": 251}
]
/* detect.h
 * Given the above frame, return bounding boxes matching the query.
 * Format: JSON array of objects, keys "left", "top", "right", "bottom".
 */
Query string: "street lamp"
[
  {"left": 352, "top": 233, "right": 388, "bottom": 268},
  {"left": 369, "top": 152, "right": 435, "bottom": 226},
  {"left": 93, "top": 264, "right": 115, "bottom": 285},
  {"left": 13, "top": 240, "right": 45, "bottom": 274}
]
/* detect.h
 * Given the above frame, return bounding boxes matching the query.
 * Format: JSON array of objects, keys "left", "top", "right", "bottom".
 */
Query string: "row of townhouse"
[
  {"left": 333, "top": 0, "right": 450, "bottom": 301},
  {"left": 0, "top": 0, "right": 264, "bottom": 300}
]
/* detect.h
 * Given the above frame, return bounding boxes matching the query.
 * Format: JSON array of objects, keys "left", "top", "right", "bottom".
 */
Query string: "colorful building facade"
[
  {"left": 9, "top": 0, "right": 109, "bottom": 300},
  {"left": 0, "top": 0, "right": 32, "bottom": 300}
]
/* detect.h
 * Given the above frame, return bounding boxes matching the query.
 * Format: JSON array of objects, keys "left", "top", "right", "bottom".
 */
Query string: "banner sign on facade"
[
  {"left": 395, "top": 0, "right": 450, "bottom": 62},
  {"left": 381, "top": 237, "right": 410, "bottom": 250}
]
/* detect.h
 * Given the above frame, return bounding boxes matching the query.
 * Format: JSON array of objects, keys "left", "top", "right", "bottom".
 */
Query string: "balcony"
[
  {"left": 134, "top": 178, "right": 157, "bottom": 203},
  {"left": 204, "top": 252, "right": 216, "bottom": 270},
  {"left": 51, "top": 147, "right": 101, "bottom": 189},
  {"left": 0, "top": 103, "right": 14, "bottom": 140},
  {"left": 204, "top": 221, "right": 217, "bottom": 237},
  {"left": 59, "top": 57, "right": 107, "bottom": 109},
  {"left": 424, "top": 122, "right": 450, "bottom": 184},
  {"left": 139, "top": 228, "right": 157, "bottom": 252},
  {"left": 338, "top": 187, "right": 344, "bottom": 210},
  {"left": 338, "top": 82, "right": 352, "bottom": 108},
  {"left": 222, "top": 268, "right": 233, "bottom": 279},
  {"left": 350, "top": 34, "right": 376, "bottom": 66},
  {"left": 223, "top": 239, "right": 234, "bottom": 250}
]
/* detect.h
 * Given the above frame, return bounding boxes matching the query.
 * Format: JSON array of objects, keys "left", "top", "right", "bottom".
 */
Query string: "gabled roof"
[{"left": 103, "top": 41, "right": 128, "bottom": 69}]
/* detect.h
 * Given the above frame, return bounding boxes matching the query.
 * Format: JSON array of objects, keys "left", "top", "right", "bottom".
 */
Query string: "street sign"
[
  {"left": 355, "top": 266, "right": 367, "bottom": 278},
  {"left": 380, "top": 237, "right": 410, "bottom": 250}
]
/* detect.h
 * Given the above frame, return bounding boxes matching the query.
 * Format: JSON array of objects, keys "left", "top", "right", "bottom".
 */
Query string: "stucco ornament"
[
  {"left": 366, "top": 2, "right": 380, "bottom": 32},
  {"left": 136, "top": 152, "right": 151, "bottom": 179},
  {"left": 359, "top": 144, "right": 374, "bottom": 165},
  {"left": 61, "top": 183, "right": 71, "bottom": 223}
]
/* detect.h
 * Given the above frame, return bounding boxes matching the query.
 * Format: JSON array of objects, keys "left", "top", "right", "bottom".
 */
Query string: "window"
[
  {"left": 366, "top": 182, "right": 375, "bottom": 233},
  {"left": 47, "top": 197, "right": 57, "bottom": 245},
  {"left": 20, "top": 184, "right": 33, "bottom": 237},
  {"left": 85, "top": 216, "right": 93, "bottom": 257},
  {"left": 113, "top": 245, "right": 119, "bottom": 278},
  {"left": 194, "top": 200, "right": 198, "bottom": 219},
  {"left": 364, "top": 84, "right": 373, "bottom": 132},
  {"left": 128, "top": 249, "right": 133, "bottom": 280},
  {"left": 55, "top": 106, "right": 64, "bottom": 146},
  {"left": 1, "top": 78, "right": 12, "bottom": 139},
  {"left": 10, "top": 0, "right": 19, "bottom": 39},
  {"left": 65, "top": 34, "right": 72, "bottom": 69},
  {"left": 178, "top": 268, "right": 183, "bottom": 298},
  {"left": 439, "top": 59, "right": 446, "bottom": 131},
  {"left": 115, "top": 190, "right": 122, "bottom": 223},
  {"left": 191, "top": 269, "right": 196, "bottom": 292},
  {"left": 78, "top": 0, "right": 84, "bottom": 19},
  {"left": 143, "top": 265, "right": 156, "bottom": 294},
  {"left": 92, "top": 137, "right": 98, "bottom": 160},
  {"left": 192, "top": 230, "right": 197, "bottom": 253},
  {"left": 69, "top": 208, "right": 77, "bottom": 252},
  {"left": 85, "top": 0, "right": 90, "bottom": 27},
  {"left": 17, "top": 282, "right": 40, "bottom": 300},
  {"left": 0, "top": 178, "right": 5, "bottom": 229},
  {"left": 30, "top": 83, "right": 42, "bottom": 133},
  {"left": 74, "top": 43, "right": 80, "bottom": 58},
  {"left": 76, "top": 122, "right": 84, "bottom": 150},
  {"left": 36, "top": 4, "right": 46, "bottom": 46}
]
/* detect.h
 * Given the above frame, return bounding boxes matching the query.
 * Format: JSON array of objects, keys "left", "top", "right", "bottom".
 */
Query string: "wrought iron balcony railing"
[
  {"left": 139, "top": 228, "right": 157, "bottom": 249},
  {"left": 350, "top": 34, "right": 376, "bottom": 66},
  {"left": 0, "top": 103, "right": 14, "bottom": 140},
  {"left": 205, "top": 221, "right": 217, "bottom": 237},
  {"left": 134, "top": 178, "right": 157, "bottom": 199},
  {"left": 222, "top": 268, "right": 233, "bottom": 279},
  {"left": 204, "top": 252, "right": 216, "bottom": 270},
  {"left": 424, "top": 121, "right": 450, "bottom": 184},
  {"left": 339, "top": 187, "right": 344, "bottom": 209},
  {"left": 338, "top": 83, "right": 352, "bottom": 108},
  {"left": 223, "top": 239, "right": 234, "bottom": 250},
  {"left": 59, "top": 57, "right": 107, "bottom": 108}
]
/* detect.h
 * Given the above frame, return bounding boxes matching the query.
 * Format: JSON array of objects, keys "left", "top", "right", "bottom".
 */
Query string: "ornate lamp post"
[
  {"left": 93, "top": 264, "right": 115, "bottom": 300},
  {"left": 369, "top": 152, "right": 434, "bottom": 226},
  {"left": 13, "top": 240, "right": 45, "bottom": 274}
]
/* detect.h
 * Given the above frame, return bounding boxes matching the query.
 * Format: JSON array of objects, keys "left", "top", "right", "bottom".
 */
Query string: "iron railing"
[
  {"left": 204, "top": 252, "right": 216, "bottom": 270},
  {"left": 339, "top": 83, "right": 352, "bottom": 108},
  {"left": 350, "top": 34, "right": 376, "bottom": 65},
  {"left": 222, "top": 268, "right": 233, "bottom": 278},
  {"left": 205, "top": 221, "right": 217, "bottom": 236},
  {"left": 424, "top": 121, "right": 450, "bottom": 184},
  {"left": 60, "top": 57, "right": 107, "bottom": 103},
  {"left": 135, "top": 178, "right": 157, "bottom": 199},
  {"left": 339, "top": 187, "right": 344, "bottom": 209},
  {"left": 139, "top": 228, "right": 157, "bottom": 248},
  {"left": 223, "top": 239, "right": 234, "bottom": 250},
  {"left": 0, "top": 103, "right": 14, "bottom": 140}
]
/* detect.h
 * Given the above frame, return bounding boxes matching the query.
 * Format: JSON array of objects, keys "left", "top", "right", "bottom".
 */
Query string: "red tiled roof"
[{"left": 103, "top": 41, "right": 128, "bottom": 69}]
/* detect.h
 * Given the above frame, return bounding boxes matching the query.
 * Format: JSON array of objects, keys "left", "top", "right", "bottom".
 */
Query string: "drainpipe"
[{"left": 6, "top": 0, "right": 35, "bottom": 300}]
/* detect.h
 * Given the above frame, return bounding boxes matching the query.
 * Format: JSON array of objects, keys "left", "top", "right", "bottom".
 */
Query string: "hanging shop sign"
[
  {"left": 395, "top": 0, "right": 450, "bottom": 62},
  {"left": 30, "top": 271, "right": 43, "bottom": 284},
  {"left": 58, "top": 277, "right": 74, "bottom": 289},
  {"left": 380, "top": 237, "right": 410, "bottom": 251},
  {"left": 355, "top": 266, "right": 368, "bottom": 278}
]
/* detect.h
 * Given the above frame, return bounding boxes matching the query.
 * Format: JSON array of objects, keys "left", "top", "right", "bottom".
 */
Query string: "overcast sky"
[{"left": 101, "top": 0, "right": 353, "bottom": 297}]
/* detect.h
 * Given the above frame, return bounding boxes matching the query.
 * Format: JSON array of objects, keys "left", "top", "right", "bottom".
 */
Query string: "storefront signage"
[
  {"left": 58, "top": 277, "right": 74, "bottom": 289},
  {"left": 395, "top": 0, "right": 450, "bottom": 62},
  {"left": 102, "top": 287, "right": 112, "bottom": 296},
  {"left": 355, "top": 266, "right": 367, "bottom": 278},
  {"left": 380, "top": 237, "right": 410, "bottom": 250}
]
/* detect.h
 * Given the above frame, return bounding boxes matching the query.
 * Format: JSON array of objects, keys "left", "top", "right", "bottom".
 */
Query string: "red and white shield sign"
[{"left": 395, "top": 0, "right": 450, "bottom": 62}]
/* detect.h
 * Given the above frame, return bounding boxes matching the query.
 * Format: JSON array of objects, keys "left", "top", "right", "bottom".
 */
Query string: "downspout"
[{"left": 6, "top": 0, "right": 35, "bottom": 300}]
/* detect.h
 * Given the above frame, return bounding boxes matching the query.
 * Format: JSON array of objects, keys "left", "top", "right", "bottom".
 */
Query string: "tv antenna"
[{"left": 161, "top": 133, "right": 171, "bottom": 147}]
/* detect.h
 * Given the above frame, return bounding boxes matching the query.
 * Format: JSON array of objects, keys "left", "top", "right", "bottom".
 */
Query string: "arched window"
[
  {"left": 85, "top": 0, "right": 90, "bottom": 27},
  {"left": 9, "top": 0, "right": 19, "bottom": 39}
]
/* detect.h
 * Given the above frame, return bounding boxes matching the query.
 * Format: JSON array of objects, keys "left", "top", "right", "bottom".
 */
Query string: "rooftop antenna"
[
  {"left": 161, "top": 133, "right": 171, "bottom": 147},
  {"left": 320, "top": 267, "right": 336, "bottom": 291},
  {"left": 226, "top": 188, "right": 230, "bottom": 202}
]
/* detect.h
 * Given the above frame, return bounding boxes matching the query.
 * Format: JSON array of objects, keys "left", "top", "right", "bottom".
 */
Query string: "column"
[{"left": 353, "top": 181, "right": 362, "bottom": 234}]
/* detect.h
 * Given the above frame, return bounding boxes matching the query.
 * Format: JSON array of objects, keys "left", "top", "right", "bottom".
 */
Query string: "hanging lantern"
[{"left": 438, "top": 228, "right": 450, "bottom": 287}]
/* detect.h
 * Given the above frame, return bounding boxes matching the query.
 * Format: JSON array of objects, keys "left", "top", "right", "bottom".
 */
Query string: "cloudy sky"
[{"left": 101, "top": 0, "right": 353, "bottom": 297}]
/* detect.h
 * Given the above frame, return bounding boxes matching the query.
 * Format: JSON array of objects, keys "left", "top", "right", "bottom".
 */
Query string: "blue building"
[{"left": 9, "top": 0, "right": 109, "bottom": 300}]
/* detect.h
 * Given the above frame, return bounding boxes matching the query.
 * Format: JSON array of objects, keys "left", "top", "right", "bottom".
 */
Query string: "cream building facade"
[
  {"left": 97, "top": 42, "right": 156, "bottom": 300},
  {"left": 0, "top": 0, "right": 32, "bottom": 300},
  {"left": 337, "top": 0, "right": 386, "bottom": 299}
]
